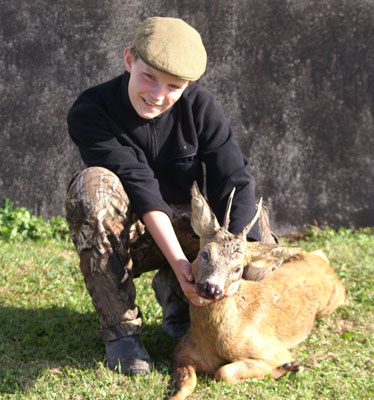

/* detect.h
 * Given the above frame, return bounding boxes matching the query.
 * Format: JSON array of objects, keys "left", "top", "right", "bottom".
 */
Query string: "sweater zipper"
[{"left": 149, "top": 119, "right": 157, "bottom": 161}]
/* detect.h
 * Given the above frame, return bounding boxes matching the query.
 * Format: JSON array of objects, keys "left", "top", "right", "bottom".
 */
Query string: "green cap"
[{"left": 133, "top": 17, "right": 207, "bottom": 81}]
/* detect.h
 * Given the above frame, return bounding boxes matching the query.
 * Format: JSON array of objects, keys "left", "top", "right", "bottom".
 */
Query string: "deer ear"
[{"left": 191, "top": 182, "right": 220, "bottom": 238}]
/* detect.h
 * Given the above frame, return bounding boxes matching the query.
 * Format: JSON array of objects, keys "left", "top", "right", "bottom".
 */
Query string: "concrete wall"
[{"left": 1, "top": 0, "right": 373, "bottom": 234}]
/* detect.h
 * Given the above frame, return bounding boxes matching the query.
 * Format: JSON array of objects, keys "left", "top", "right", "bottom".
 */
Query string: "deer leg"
[
  {"left": 214, "top": 359, "right": 276, "bottom": 383},
  {"left": 169, "top": 364, "right": 197, "bottom": 400},
  {"left": 214, "top": 344, "right": 294, "bottom": 384}
]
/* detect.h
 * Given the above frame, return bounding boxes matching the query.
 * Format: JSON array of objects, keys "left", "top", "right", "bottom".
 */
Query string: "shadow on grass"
[{"left": 0, "top": 306, "right": 174, "bottom": 394}]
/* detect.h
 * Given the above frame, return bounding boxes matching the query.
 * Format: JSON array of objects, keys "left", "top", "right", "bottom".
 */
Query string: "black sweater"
[{"left": 67, "top": 72, "right": 260, "bottom": 240}]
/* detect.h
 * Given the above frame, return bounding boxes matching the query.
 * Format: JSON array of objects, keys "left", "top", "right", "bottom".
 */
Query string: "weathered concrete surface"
[{"left": 1, "top": 0, "right": 373, "bottom": 234}]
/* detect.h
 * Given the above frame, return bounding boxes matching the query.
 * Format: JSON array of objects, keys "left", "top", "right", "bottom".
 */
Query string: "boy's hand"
[{"left": 173, "top": 259, "right": 207, "bottom": 307}]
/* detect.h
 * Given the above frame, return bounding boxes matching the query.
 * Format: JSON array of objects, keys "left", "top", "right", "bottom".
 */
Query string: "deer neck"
[{"left": 189, "top": 294, "right": 238, "bottom": 335}]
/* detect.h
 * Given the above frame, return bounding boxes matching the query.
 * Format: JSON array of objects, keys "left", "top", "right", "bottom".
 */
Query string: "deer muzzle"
[{"left": 196, "top": 281, "right": 223, "bottom": 302}]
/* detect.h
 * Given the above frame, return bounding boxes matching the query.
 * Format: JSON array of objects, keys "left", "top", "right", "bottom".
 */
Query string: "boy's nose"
[{"left": 150, "top": 83, "right": 166, "bottom": 103}]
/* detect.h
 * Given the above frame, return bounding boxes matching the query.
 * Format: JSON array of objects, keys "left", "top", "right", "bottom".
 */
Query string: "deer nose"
[{"left": 197, "top": 282, "right": 222, "bottom": 300}]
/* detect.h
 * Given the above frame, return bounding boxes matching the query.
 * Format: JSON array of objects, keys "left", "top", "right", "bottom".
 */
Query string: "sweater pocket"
[{"left": 155, "top": 153, "right": 201, "bottom": 181}]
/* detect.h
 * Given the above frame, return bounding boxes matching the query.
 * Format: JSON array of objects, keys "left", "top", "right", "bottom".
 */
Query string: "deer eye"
[
  {"left": 200, "top": 250, "right": 209, "bottom": 262},
  {"left": 234, "top": 267, "right": 242, "bottom": 274}
]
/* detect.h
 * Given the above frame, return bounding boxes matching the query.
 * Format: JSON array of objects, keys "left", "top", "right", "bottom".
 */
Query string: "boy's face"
[{"left": 124, "top": 47, "right": 190, "bottom": 119}]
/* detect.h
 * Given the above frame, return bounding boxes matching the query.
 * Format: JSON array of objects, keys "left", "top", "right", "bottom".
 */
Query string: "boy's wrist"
[{"left": 170, "top": 258, "right": 191, "bottom": 276}]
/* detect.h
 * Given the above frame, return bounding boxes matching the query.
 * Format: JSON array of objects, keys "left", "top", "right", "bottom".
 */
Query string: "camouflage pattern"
[
  {"left": 65, "top": 166, "right": 276, "bottom": 341},
  {"left": 65, "top": 167, "right": 199, "bottom": 341}
]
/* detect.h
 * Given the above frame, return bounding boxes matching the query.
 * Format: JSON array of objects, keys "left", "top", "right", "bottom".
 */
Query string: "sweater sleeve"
[
  {"left": 67, "top": 98, "right": 173, "bottom": 220},
  {"left": 194, "top": 91, "right": 261, "bottom": 240}
]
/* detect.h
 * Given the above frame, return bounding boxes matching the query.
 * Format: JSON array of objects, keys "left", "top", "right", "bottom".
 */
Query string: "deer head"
[{"left": 190, "top": 182, "right": 262, "bottom": 303}]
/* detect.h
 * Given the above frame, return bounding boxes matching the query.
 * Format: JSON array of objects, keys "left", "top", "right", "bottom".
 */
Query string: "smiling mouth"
[{"left": 143, "top": 98, "right": 160, "bottom": 107}]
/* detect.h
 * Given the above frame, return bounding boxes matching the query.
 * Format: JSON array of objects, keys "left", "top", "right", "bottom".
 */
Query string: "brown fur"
[{"left": 169, "top": 184, "right": 345, "bottom": 400}]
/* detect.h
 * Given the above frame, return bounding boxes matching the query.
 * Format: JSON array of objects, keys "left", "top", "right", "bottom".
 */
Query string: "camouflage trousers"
[
  {"left": 64, "top": 167, "right": 200, "bottom": 341},
  {"left": 65, "top": 167, "right": 277, "bottom": 342}
]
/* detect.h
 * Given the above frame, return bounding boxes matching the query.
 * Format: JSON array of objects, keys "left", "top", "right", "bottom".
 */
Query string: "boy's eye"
[{"left": 144, "top": 73, "right": 154, "bottom": 80}]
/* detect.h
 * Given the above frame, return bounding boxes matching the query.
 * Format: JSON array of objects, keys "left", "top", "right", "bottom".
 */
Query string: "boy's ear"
[{"left": 123, "top": 47, "right": 133, "bottom": 73}]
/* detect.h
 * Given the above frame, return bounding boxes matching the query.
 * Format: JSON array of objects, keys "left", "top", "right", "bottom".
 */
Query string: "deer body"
[{"left": 169, "top": 184, "right": 345, "bottom": 400}]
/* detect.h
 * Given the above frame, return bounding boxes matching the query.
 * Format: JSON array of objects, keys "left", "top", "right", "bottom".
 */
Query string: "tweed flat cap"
[{"left": 133, "top": 17, "right": 207, "bottom": 81}]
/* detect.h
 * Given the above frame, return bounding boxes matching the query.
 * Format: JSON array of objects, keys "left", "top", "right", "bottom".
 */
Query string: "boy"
[{"left": 65, "top": 16, "right": 273, "bottom": 376}]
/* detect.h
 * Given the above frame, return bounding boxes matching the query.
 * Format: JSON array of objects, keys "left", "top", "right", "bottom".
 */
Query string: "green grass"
[{"left": 0, "top": 226, "right": 373, "bottom": 399}]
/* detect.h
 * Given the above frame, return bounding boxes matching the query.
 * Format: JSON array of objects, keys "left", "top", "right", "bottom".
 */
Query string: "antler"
[
  {"left": 192, "top": 181, "right": 263, "bottom": 239},
  {"left": 242, "top": 197, "right": 263, "bottom": 237},
  {"left": 222, "top": 187, "right": 236, "bottom": 230}
]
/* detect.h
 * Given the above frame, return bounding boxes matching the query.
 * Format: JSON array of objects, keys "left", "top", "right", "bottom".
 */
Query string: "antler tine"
[
  {"left": 223, "top": 187, "right": 236, "bottom": 230},
  {"left": 242, "top": 197, "right": 263, "bottom": 236}
]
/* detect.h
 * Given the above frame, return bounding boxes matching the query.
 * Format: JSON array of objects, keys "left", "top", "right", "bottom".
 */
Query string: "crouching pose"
[{"left": 65, "top": 16, "right": 276, "bottom": 376}]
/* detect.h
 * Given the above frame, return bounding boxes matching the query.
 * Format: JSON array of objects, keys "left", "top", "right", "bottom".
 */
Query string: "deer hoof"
[{"left": 282, "top": 361, "right": 301, "bottom": 373}]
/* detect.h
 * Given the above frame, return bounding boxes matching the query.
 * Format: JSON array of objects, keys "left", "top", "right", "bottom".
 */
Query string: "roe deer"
[{"left": 169, "top": 183, "right": 345, "bottom": 400}]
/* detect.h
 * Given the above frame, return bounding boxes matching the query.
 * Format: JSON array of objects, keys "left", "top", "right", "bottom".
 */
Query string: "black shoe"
[
  {"left": 152, "top": 268, "right": 190, "bottom": 339},
  {"left": 105, "top": 335, "right": 152, "bottom": 375}
]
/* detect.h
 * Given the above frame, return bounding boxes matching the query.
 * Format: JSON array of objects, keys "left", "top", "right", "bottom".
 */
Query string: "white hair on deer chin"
[{"left": 199, "top": 297, "right": 214, "bottom": 304}]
